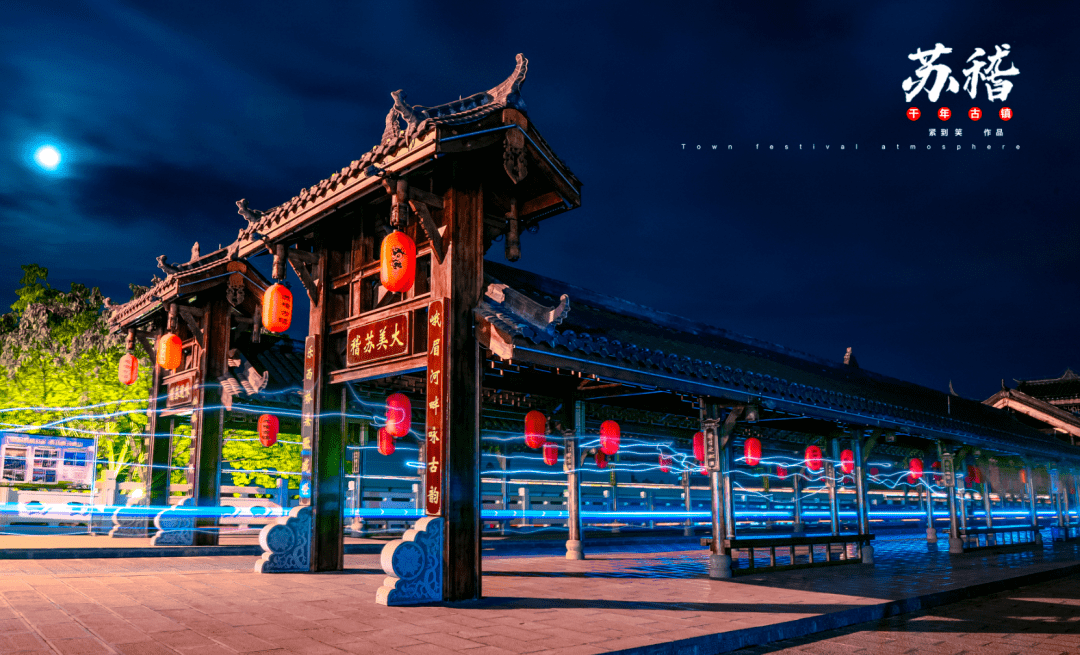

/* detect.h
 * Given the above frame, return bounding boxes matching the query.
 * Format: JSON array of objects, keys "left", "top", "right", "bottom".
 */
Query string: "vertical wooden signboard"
[
  {"left": 426, "top": 299, "right": 447, "bottom": 516},
  {"left": 300, "top": 335, "right": 319, "bottom": 505}
]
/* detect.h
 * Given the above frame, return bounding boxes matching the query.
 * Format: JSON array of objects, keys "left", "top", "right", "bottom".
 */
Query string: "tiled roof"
[
  {"left": 479, "top": 260, "right": 1080, "bottom": 462},
  {"left": 239, "top": 54, "right": 577, "bottom": 248}
]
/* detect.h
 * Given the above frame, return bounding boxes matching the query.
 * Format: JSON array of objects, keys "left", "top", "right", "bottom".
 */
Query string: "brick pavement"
[
  {"left": 0, "top": 532, "right": 1076, "bottom": 654},
  {"left": 730, "top": 570, "right": 1080, "bottom": 654}
]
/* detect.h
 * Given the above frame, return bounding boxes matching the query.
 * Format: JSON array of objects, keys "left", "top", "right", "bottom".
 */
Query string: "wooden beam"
[
  {"left": 408, "top": 186, "right": 444, "bottom": 210},
  {"left": 520, "top": 191, "right": 566, "bottom": 218}
]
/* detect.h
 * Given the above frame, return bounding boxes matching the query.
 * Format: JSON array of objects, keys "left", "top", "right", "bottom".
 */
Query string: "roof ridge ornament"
[
  {"left": 483, "top": 273, "right": 569, "bottom": 333},
  {"left": 381, "top": 54, "right": 529, "bottom": 145}
]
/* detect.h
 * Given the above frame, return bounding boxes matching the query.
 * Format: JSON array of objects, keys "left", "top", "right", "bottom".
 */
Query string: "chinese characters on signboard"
[
  {"left": 425, "top": 299, "right": 447, "bottom": 516},
  {"left": 345, "top": 313, "right": 410, "bottom": 367},
  {"left": 165, "top": 370, "right": 198, "bottom": 409},
  {"left": 903, "top": 43, "right": 1019, "bottom": 103},
  {"left": 299, "top": 335, "right": 318, "bottom": 503}
]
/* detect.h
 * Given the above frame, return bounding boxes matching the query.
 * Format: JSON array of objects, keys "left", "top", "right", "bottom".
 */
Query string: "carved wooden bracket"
[
  {"left": 503, "top": 127, "right": 528, "bottom": 184},
  {"left": 177, "top": 306, "right": 205, "bottom": 348},
  {"left": 286, "top": 248, "right": 320, "bottom": 305},
  {"left": 862, "top": 428, "right": 882, "bottom": 465},
  {"left": 384, "top": 176, "right": 446, "bottom": 263},
  {"left": 408, "top": 199, "right": 445, "bottom": 264},
  {"left": 134, "top": 330, "right": 157, "bottom": 363}
]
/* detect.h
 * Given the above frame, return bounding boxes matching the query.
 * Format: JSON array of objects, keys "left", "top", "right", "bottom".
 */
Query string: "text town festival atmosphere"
[{"left": 1, "top": 3, "right": 1078, "bottom": 655}]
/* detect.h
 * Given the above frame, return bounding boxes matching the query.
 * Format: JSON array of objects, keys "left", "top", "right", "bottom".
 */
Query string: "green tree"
[
  {"left": 0, "top": 265, "right": 151, "bottom": 486},
  {"left": 222, "top": 428, "right": 301, "bottom": 492}
]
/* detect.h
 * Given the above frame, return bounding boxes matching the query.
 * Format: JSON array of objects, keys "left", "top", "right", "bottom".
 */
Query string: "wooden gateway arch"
[{"left": 109, "top": 54, "right": 1080, "bottom": 606}]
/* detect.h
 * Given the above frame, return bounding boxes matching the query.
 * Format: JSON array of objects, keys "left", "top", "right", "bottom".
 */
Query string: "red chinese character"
[
  {"left": 999, "top": 106, "right": 1013, "bottom": 121},
  {"left": 968, "top": 107, "right": 981, "bottom": 121},
  {"left": 937, "top": 107, "right": 951, "bottom": 121},
  {"left": 906, "top": 107, "right": 921, "bottom": 121}
]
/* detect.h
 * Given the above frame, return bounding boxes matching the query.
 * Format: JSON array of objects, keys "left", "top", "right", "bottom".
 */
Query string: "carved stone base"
[
  {"left": 109, "top": 504, "right": 150, "bottom": 538},
  {"left": 376, "top": 517, "right": 442, "bottom": 606},
  {"left": 254, "top": 506, "right": 312, "bottom": 573},
  {"left": 151, "top": 499, "right": 195, "bottom": 546}
]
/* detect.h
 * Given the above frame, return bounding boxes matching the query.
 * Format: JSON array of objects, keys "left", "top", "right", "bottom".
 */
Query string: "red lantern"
[
  {"left": 543, "top": 443, "right": 558, "bottom": 466},
  {"left": 931, "top": 461, "right": 941, "bottom": 470},
  {"left": 693, "top": 431, "right": 705, "bottom": 462},
  {"left": 377, "top": 428, "right": 395, "bottom": 456},
  {"left": 261, "top": 283, "right": 293, "bottom": 333},
  {"left": 524, "top": 410, "right": 547, "bottom": 449},
  {"left": 599, "top": 420, "right": 620, "bottom": 455},
  {"left": 700, "top": 465, "right": 708, "bottom": 476},
  {"left": 118, "top": 353, "right": 139, "bottom": 385},
  {"left": 659, "top": 454, "right": 672, "bottom": 474},
  {"left": 744, "top": 438, "right": 761, "bottom": 467},
  {"left": 257, "top": 414, "right": 279, "bottom": 447},
  {"left": 776, "top": 465, "right": 788, "bottom": 480},
  {"left": 908, "top": 457, "right": 924, "bottom": 483},
  {"left": 385, "top": 393, "right": 411, "bottom": 437},
  {"left": 595, "top": 450, "right": 607, "bottom": 469},
  {"left": 967, "top": 465, "right": 982, "bottom": 484},
  {"left": 870, "top": 467, "right": 880, "bottom": 477},
  {"left": 380, "top": 230, "right": 416, "bottom": 293},
  {"left": 840, "top": 449, "right": 855, "bottom": 475},
  {"left": 157, "top": 333, "right": 182, "bottom": 371},
  {"left": 805, "top": 445, "right": 823, "bottom": 472}
]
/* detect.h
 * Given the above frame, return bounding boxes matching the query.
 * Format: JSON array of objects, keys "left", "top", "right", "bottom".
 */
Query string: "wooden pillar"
[
  {"left": 431, "top": 162, "right": 484, "bottom": 601},
  {"left": 852, "top": 435, "right": 873, "bottom": 562},
  {"left": 827, "top": 438, "right": 840, "bottom": 536},
  {"left": 682, "top": 471, "right": 693, "bottom": 536},
  {"left": 939, "top": 444, "right": 962, "bottom": 553},
  {"left": 145, "top": 327, "right": 169, "bottom": 508},
  {"left": 296, "top": 239, "right": 347, "bottom": 572},
  {"left": 192, "top": 298, "right": 230, "bottom": 546},
  {"left": 564, "top": 400, "right": 583, "bottom": 560},
  {"left": 924, "top": 486, "right": 937, "bottom": 542},
  {"left": 1073, "top": 472, "right": 1080, "bottom": 528},
  {"left": 498, "top": 446, "right": 509, "bottom": 536},
  {"left": 1025, "top": 463, "right": 1040, "bottom": 540},
  {"left": 981, "top": 481, "right": 995, "bottom": 529},
  {"left": 792, "top": 472, "right": 804, "bottom": 533},
  {"left": 721, "top": 442, "right": 736, "bottom": 541},
  {"left": 609, "top": 457, "right": 620, "bottom": 533}
]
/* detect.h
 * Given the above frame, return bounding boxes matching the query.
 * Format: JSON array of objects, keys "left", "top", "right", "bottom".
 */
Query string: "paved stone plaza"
[
  {"left": 0, "top": 532, "right": 1077, "bottom": 654},
  {"left": 731, "top": 572, "right": 1080, "bottom": 655}
]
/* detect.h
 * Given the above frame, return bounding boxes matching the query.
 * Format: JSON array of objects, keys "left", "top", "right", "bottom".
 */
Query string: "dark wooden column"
[
  {"left": 145, "top": 327, "right": 169, "bottom": 507},
  {"left": 431, "top": 161, "right": 484, "bottom": 601},
  {"left": 309, "top": 243, "right": 346, "bottom": 572},
  {"left": 192, "top": 297, "right": 230, "bottom": 546},
  {"left": 564, "top": 399, "right": 584, "bottom": 560}
]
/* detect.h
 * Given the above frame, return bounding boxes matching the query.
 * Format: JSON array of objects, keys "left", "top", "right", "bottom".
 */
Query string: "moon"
[{"left": 33, "top": 145, "right": 61, "bottom": 170}]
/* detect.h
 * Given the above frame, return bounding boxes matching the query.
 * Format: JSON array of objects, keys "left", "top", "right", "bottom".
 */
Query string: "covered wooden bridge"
[{"left": 107, "top": 54, "right": 1080, "bottom": 605}]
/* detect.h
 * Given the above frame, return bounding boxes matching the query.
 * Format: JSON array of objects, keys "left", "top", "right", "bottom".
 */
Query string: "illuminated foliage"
[{"left": 0, "top": 265, "right": 150, "bottom": 485}]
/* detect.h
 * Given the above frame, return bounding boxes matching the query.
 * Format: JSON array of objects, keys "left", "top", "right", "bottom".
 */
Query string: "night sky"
[{"left": 3, "top": 2, "right": 1077, "bottom": 401}]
